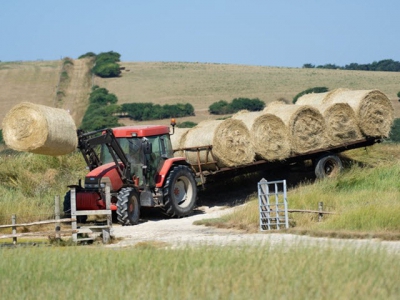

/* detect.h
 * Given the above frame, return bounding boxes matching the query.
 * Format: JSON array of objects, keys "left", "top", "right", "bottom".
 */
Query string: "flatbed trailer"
[{"left": 174, "top": 137, "right": 381, "bottom": 187}]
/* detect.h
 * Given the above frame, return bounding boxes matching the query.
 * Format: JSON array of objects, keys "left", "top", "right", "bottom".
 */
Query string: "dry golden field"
[{"left": 1, "top": 59, "right": 400, "bottom": 127}]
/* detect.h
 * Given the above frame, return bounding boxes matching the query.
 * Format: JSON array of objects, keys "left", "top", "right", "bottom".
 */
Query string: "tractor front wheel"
[
  {"left": 116, "top": 187, "right": 140, "bottom": 225},
  {"left": 163, "top": 165, "right": 197, "bottom": 217}
]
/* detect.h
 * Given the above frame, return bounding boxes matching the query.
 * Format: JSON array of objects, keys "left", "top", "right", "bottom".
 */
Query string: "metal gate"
[{"left": 258, "top": 178, "right": 289, "bottom": 231}]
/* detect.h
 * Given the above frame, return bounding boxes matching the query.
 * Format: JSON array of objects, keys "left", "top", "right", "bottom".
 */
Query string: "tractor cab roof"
[{"left": 112, "top": 125, "right": 170, "bottom": 138}]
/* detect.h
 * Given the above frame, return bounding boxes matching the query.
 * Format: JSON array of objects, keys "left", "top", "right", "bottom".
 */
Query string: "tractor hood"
[{"left": 84, "top": 162, "right": 124, "bottom": 192}]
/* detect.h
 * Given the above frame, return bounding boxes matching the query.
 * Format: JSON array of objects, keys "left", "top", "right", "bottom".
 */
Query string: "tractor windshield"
[{"left": 100, "top": 134, "right": 174, "bottom": 186}]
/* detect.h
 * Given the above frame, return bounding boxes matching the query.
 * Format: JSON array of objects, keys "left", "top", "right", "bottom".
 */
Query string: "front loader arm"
[{"left": 77, "top": 129, "right": 132, "bottom": 184}]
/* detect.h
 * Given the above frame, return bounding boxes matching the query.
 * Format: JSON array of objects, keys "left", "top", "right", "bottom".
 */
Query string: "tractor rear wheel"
[
  {"left": 117, "top": 187, "right": 140, "bottom": 225},
  {"left": 163, "top": 165, "right": 197, "bottom": 217}
]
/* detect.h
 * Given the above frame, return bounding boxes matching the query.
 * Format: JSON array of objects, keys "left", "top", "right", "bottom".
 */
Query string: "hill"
[{"left": 1, "top": 60, "right": 400, "bottom": 127}]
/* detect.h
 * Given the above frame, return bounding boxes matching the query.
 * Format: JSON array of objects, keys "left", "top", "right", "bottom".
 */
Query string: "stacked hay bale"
[
  {"left": 2, "top": 102, "right": 78, "bottom": 156},
  {"left": 297, "top": 88, "right": 394, "bottom": 139},
  {"left": 264, "top": 102, "right": 328, "bottom": 155},
  {"left": 327, "top": 89, "right": 393, "bottom": 138},
  {"left": 296, "top": 90, "right": 362, "bottom": 146},
  {"left": 170, "top": 127, "right": 190, "bottom": 157},
  {"left": 180, "top": 119, "right": 255, "bottom": 170},
  {"left": 232, "top": 110, "right": 291, "bottom": 161}
]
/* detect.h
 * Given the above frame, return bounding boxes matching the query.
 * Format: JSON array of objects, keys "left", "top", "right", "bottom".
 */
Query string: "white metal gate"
[{"left": 258, "top": 178, "right": 289, "bottom": 231}]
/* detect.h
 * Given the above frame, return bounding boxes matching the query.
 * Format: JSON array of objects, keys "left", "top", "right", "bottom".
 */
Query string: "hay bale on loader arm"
[{"left": 2, "top": 102, "right": 78, "bottom": 156}]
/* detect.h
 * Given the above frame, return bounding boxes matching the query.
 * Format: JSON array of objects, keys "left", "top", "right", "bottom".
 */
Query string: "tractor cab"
[{"left": 100, "top": 125, "right": 175, "bottom": 188}]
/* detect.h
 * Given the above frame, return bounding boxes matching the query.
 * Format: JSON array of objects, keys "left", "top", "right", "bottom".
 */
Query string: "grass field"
[
  {"left": 1, "top": 59, "right": 400, "bottom": 298},
  {"left": 1, "top": 60, "right": 400, "bottom": 127},
  {"left": 1, "top": 244, "right": 399, "bottom": 299}
]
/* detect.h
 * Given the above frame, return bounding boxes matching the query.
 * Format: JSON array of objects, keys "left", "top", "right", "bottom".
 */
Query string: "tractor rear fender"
[{"left": 156, "top": 157, "right": 191, "bottom": 188}]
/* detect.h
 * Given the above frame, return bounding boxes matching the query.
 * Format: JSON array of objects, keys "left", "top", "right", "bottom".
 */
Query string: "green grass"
[
  {"left": 0, "top": 151, "right": 87, "bottom": 224},
  {"left": 0, "top": 244, "right": 399, "bottom": 299},
  {"left": 198, "top": 143, "right": 400, "bottom": 239}
]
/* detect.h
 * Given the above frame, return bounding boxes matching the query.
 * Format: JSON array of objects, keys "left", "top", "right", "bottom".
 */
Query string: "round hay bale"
[
  {"left": 264, "top": 102, "right": 327, "bottom": 154},
  {"left": 296, "top": 88, "right": 350, "bottom": 105},
  {"left": 324, "top": 89, "right": 394, "bottom": 138},
  {"left": 2, "top": 102, "right": 78, "bottom": 156},
  {"left": 318, "top": 103, "right": 362, "bottom": 146},
  {"left": 296, "top": 95, "right": 362, "bottom": 145},
  {"left": 182, "top": 119, "right": 254, "bottom": 169},
  {"left": 170, "top": 128, "right": 190, "bottom": 157},
  {"left": 232, "top": 110, "right": 291, "bottom": 161}
]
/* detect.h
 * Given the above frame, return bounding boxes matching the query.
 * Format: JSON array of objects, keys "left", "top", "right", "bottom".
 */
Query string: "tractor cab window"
[{"left": 100, "top": 137, "right": 144, "bottom": 166}]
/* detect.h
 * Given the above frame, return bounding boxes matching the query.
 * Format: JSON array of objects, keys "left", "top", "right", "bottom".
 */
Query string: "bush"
[
  {"left": 92, "top": 62, "right": 121, "bottom": 78},
  {"left": 293, "top": 87, "right": 329, "bottom": 104},
  {"left": 209, "top": 98, "right": 265, "bottom": 115},
  {"left": 230, "top": 98, "right": 265, "bottom": 111},
  {"left": 120, "top": 103, "right": 194, "bottom": 121},
  {"left": 177, "top": 121, "right": 197, "bottom": 128},
  {"left": 80, "top": 87, "right": 121, "bottom": 131},
  {"left": 80, "top": 104, "right": 121, "bottom": 131},
  {"left": 397, "top": 91, "right": 400, "bottom": 98},
  {"left": 79, "top": 51, "right": 122, "bottom": 78},
  {"left": 388, "top": 118, "right": 400, "bottom": 143},
  {"left": 78, "top": 52, "right": 96, "bottom": 59},
  {"left": 89, "top": 87, "right": 118, "bottom": 105}
]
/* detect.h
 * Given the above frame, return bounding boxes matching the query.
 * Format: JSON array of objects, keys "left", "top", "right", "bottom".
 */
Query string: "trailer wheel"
[
  {"left": 117, "top": 187, "right": 140, "bottom": 225},
  {"left": 163, "top": 165, "right": 197, "bottom": 217},
  {"left": 315, "top": 154, "right": 343, "bottom": 179},
  {"left": 63, "top": 191, "right": 87, "bottom": 223}
]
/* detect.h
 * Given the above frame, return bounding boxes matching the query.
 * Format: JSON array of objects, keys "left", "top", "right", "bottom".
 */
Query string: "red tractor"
[{"left": 64, "top": 122, "right": 198, "bottom": 225}]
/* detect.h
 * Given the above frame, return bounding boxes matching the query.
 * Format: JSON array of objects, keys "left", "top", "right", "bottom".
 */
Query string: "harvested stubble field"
[{"left": 2, "top": 60, "right": 400, "bottom": 128}]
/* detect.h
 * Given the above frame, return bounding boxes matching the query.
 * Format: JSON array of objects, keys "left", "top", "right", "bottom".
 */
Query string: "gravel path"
[{"left": 106, "top": 205, "right": 400, "bottom": 253}]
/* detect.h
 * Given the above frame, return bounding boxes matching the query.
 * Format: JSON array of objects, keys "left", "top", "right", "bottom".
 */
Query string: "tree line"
[{"left": 303, "top": 59, "right": 400, "bottom": 72}]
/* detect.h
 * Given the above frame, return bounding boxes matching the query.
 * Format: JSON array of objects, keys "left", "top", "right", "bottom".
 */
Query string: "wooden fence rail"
[{"left": 0, "top": 196, "right": 74, "bottom": 244}]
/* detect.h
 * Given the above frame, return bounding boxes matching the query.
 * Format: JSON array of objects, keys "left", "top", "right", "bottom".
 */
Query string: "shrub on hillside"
[
  {"left": 388, "top": 118, "right": 400, "bottom": 143},
  {"left": 209, "top": 98, "right": 265, "bottom": 115},
  {"left": 89, "top": 86, "right": 118, "bottom": 105},
  {"left": 120, "top": 103, "right": 195, "bottom": 121},
  {"left": 397, "top": 91, "right": 400, "bottom": 99},
  {"left": 292, "top": 87, "right": 329, "bottom": 104},
  {"left": 78, "top": 52, "right": 96, "bottom": 59},
  {"left": 79, "top": 51, "right": 122, "bottom": 78},
  {"left": 80, "top": 104, "right": 121, "bottom": 131},
  {"left": 80, "top": 87, "right": 121, "bottom": 131},
  {"left": 177, "top": 121, "right": 197, "bottom": 128}
]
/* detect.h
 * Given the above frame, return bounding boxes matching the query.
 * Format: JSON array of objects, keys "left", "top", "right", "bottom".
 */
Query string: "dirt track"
[{"left": 106, "top": 204, "right": 400, "bottom": 253}]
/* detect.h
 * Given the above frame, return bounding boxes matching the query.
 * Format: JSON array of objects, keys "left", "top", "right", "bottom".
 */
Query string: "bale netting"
[
  {"left": 324, "top": 89, "right": 394, "bottom": 138},
  {"left": 264, "top": 102, "right": 327, "bottom": 154},
  {"left": 232, "top": 110, "right": 291, "bottom": 161},
  {"left": 170, "top": 128, "right": 190, "bottom": 157},
  {"left": 2, "top": 102, "right": 78, "bottom": 156},
  {"left": 296, "top": 98, "right": 362, "bottom": 146},
  {"left": 181, "top": 119, "right": 255, "bottom": 169}
]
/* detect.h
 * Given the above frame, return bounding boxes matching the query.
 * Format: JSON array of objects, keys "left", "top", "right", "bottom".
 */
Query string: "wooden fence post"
[
  {"left": 12, "top": 214, "right": 17, "bottom": 245},
  {"left": 318, "top": 202, "right": 323, "bottom": 222},
  {"left": 54, "top": 195, "right": 61, "bottom": 241}
]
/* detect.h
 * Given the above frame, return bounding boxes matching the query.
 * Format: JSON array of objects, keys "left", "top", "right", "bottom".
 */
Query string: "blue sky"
[{"left": 0, "top": 0, "right": 398, "bottom": 67}]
